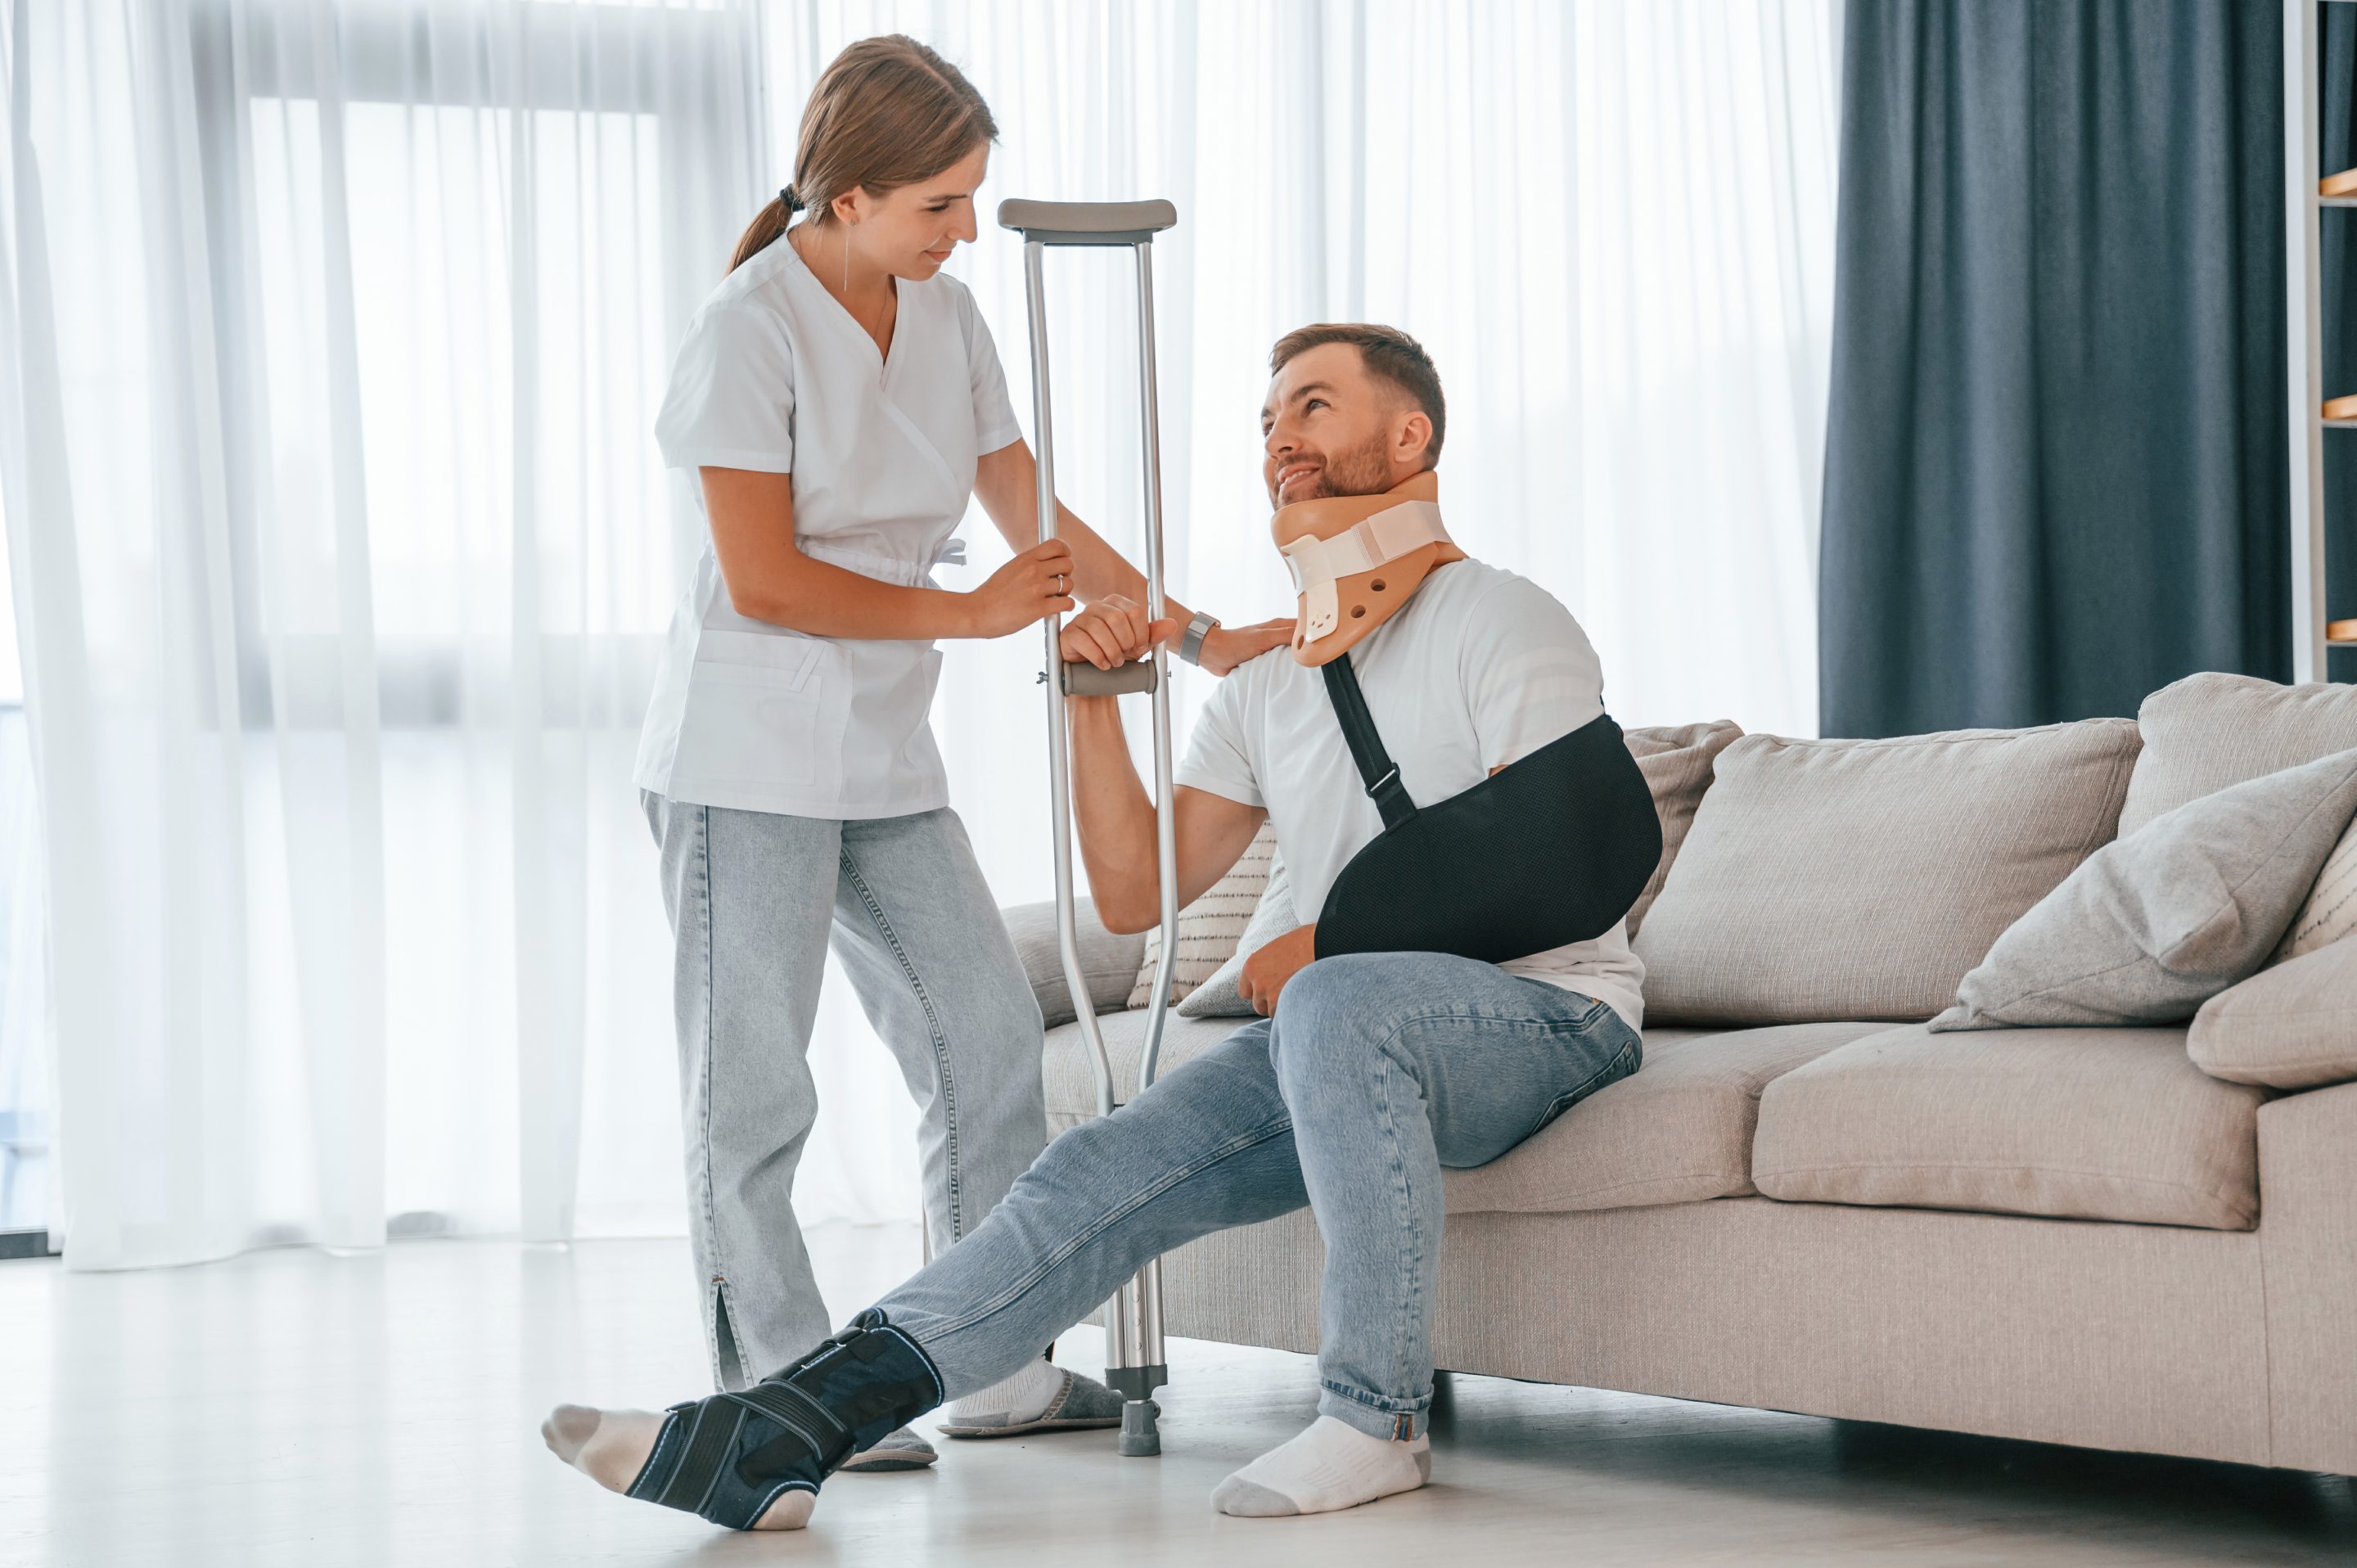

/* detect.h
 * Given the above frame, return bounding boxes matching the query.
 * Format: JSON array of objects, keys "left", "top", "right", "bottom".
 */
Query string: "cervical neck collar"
[{"left": 1272, "top": 471, "right": 1465, "bottom": 666}]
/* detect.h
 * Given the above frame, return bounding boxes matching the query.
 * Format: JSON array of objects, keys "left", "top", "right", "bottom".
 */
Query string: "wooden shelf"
[{"left": 2291, "top": 16, "right": 2347, "bottom": 680}]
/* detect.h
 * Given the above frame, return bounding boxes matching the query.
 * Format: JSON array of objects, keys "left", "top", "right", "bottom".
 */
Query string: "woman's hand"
[
  {"left": 963, "top": 538, "right": 1078, "bottom": 638},
  {"left": 1060, "top": 593, "right": 1178, "bottom": 670},
  {"left": 1198, "top": 618, "right": 1298, "bottom": 676},
  {"left": 1237, "top": 923, "right": 1318, "bottom": 1016}
]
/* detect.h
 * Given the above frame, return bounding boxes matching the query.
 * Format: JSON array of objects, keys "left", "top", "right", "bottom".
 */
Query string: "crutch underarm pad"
[
  {"left": 998, "top": 198, "right": 1178, "bottom": 242},
  {"left": 1313, "top": 712, "right": 1663, "bottom": 965},
  {"left": 624, "top": 1309, "right": 943, "bottom": 1530}
]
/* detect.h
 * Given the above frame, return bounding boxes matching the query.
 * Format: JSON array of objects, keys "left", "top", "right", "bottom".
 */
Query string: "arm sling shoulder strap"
[{"left": 1312, "top": 655, "right": 1665, "bottom": 965}]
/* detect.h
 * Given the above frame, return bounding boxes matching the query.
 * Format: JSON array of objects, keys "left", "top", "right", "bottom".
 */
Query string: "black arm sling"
[{"left": 1311, "top": 656, "right": 1664, "bottom": 964}]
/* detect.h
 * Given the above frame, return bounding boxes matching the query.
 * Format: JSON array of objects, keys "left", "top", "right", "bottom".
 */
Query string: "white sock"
[
  {"left": 1210, "top": 1415, "right": 1431, "bottom": 1517},
  {"left": 944, "top": 1355, "right": 1065, "bottom": 1423}
]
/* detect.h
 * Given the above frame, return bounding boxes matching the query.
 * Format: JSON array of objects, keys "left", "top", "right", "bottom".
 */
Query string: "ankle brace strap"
[{"left": 624, "top": 1309, "right": 944, "bottom": 1530}]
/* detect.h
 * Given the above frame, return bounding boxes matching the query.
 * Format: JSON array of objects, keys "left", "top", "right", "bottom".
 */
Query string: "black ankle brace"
[{"left": 624, "top": 1309, "right": 944, "bottom": 1530}]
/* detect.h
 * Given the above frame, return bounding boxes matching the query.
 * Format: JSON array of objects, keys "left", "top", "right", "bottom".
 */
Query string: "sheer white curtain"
[
  {"left": 776, "top": 0, "right": 1842, "bottom": 1220},
  {"left": 0, "top": 0, "right": 760, "bottom": 1267},
  {"left": 2, "top": 0, "right": 1836, "bottom": 1268}
]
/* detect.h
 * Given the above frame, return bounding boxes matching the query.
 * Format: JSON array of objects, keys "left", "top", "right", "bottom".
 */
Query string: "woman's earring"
[{"left": 843, "top": 224, "right": 850, "bottom": 291}]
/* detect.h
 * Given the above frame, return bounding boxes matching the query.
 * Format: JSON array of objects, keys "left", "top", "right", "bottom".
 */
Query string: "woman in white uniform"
[{"left": 638, "top": 36, "right": 1287, "bottom": 1469}]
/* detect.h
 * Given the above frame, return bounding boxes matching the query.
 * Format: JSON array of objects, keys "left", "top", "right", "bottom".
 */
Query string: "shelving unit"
[{"left": 2287, "top": 0, "right": 2357, "bottom": 675}]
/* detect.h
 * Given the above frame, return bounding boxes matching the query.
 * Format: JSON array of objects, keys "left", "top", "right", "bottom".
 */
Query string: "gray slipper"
[
  {"left": 836, "top": 1424, "right": 940, "bottom": 1472},
  {"left": 936, "top": 1368, "right": 1128, "bottom": 1439}
]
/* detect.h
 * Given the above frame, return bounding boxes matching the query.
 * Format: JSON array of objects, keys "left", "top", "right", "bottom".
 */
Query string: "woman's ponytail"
[{"left": 728, "top": 187, "right": 805, "bottom": 273}]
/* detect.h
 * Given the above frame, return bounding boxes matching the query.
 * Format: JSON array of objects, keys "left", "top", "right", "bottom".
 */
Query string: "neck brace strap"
[{"left": 1278, "top": 500, "right": 1452, "bottom": 646}]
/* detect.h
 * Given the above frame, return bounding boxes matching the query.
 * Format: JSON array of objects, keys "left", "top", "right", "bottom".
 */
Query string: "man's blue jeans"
[{"left": 871, "top": 950, "right": 1641, "bottom": 1440}]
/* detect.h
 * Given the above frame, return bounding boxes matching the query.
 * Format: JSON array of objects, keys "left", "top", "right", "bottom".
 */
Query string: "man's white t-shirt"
[{"left": 1176, "top": 558, "right": 1646, "bottom": 1032}]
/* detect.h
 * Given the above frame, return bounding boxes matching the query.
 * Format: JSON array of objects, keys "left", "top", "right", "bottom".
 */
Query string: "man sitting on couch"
[{"left": 543, "top": 323, "right": 1647, "bottom": 1528}]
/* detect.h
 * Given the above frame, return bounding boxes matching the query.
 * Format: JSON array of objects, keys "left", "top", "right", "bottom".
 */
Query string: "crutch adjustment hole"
[
  {"left": 1350, "top": 605, "right": 1367, "bottom": 620},
  {"left": 1371, "top": 579, "right": 1386, "bottom": 592}
]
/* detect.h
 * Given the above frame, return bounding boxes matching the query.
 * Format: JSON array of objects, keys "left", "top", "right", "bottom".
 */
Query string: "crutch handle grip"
[
  {"left": 1061, "top": 658, "right": 1159, "bottom": 696},
  {"left": 999, "top": 199, "right": 1178, "bottom": 246}
]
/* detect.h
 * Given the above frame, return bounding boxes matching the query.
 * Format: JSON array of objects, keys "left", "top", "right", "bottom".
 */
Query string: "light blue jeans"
[
  {"left": 642, "top": 795, "right": 1048, "bottom": 1391},
  {"left": 872, "top": 951, "right": 1641, "bottom": 1440}
]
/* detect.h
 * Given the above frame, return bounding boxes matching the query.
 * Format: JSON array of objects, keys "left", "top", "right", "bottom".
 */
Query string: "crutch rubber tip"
[{"left": 1117, "top": 1399, "right": 1162, "bottom": 1457}]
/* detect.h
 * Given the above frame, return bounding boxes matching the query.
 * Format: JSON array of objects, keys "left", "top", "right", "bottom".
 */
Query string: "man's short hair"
[{"left": 1269, "top": 323, "right": 1446, "bottom": 467}]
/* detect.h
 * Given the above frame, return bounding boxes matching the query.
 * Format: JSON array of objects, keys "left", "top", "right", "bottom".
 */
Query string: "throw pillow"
[
  {"left": 1127, "top": 820, "right": 1278, "bottom": 1008},
  {"left": 2273, "top": 808, "right": 2357, "bottom": 962},
  {"left": 1622, "top": 719, "right": 1743, "bottom": 935},
  {"left": 1002, "top": 897, "right": 1149, "bottom": 1030},
  {"left": 1930, "top": 746, "right": 2357, "bottom": 1031},
  {"left": 2190, "top": 935, "right": 2357, "bottom": 1090},
  {"left": 1175, "top": 858, "right": 1300, "bottom": 1019}
]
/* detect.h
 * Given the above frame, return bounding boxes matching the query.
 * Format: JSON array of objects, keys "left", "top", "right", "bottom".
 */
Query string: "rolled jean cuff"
[
  {"left": 1318, "top": 1380, "right": 1429, "bottom": 1442},
  {"left": 859, "top": 1306, "right": 998, "bottom": 1407}
]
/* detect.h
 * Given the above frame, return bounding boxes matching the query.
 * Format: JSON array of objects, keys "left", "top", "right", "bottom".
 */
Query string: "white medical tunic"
[{"left": 636, "top": 233, "right": 1024, "bottom": 818}]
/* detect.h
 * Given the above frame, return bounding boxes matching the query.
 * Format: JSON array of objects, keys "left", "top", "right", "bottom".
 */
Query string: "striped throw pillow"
[
  {"left": 2276, "top": 809, "right": 2357, "bottom": 961},
  {"left": 1127, "top": 822, "right": 1278, "bottom": 1008}
]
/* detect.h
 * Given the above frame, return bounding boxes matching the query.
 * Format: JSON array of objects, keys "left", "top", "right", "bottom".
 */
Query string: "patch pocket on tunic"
[{"left": 675, "top": 632, "right": 840, "bottom": 791}]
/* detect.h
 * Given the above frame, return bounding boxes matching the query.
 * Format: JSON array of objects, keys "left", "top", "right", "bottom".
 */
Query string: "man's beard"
[{"left": 1273, "top": 429, "right": 1394, "bottom": 506}]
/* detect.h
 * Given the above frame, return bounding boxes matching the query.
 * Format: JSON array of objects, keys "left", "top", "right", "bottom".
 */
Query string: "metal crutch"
[{"left": 998, "top": 196, "right": 1179, "bottom": 1458}]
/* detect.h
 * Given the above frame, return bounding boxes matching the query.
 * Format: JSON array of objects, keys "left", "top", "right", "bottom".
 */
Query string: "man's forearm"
[
  {"left": 1051, "top": 502, "right": 1194, "bottom": 626},
  {"left": 1066, "top": 696, "right": 1161, "bottom": 932}
]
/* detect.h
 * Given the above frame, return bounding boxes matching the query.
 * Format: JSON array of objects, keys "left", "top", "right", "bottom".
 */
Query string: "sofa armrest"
[
  {"left": 1003, "top": 898, "right": 1147, "bottom": 1029},
  {"left": 2258, "top": 1079, "right": 2357, "bottom": 1472},
  {"left": 2190, "top": 938, "right": 2357, "bottom": 1091}
]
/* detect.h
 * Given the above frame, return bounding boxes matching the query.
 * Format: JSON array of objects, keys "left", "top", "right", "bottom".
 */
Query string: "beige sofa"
[{"left": 1003, "top": 673, "right": 2357, "bottom": 1478}]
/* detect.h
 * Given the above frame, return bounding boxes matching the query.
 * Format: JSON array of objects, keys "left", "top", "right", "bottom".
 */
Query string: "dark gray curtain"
[
  {"left": 1818, "top": 2, "right": 2291, "bottom": 738},
  {"left": 2321, "top": 9, "right": 2357, "bottom": 684}
]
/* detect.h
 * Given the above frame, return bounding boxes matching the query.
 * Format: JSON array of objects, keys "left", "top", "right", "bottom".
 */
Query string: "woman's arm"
[
  {"left": 972, "top": 439, "right": 1293, "bottom": 674},
  {"left": 702, "top": 466, "right": 1074, "bottom": 640}
]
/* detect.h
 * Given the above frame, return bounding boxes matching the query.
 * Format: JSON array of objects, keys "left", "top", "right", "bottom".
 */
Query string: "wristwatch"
[{"left": 1178, "top": 610, "right": 1220, "bottom": 666}]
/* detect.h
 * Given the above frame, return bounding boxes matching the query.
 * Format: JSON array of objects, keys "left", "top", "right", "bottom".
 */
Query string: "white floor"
[{"left": 1, "top": 1225, "right": 2350, "bottom": 1568}]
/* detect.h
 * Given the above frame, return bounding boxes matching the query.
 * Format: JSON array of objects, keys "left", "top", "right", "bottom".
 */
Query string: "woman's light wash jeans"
[
  {"left": 642, "top": 794, "right": 1048, "bottom": 1391},
  {"left": 873, "top": 951, "right": 1641, "bottom": 1441}
]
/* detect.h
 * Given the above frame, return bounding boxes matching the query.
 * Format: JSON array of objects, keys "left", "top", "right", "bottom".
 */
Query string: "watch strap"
[{"left": 1178, "top": 610, "right": 1219, "bottom": 665}]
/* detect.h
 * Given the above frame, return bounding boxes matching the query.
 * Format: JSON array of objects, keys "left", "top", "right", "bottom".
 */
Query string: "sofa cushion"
[
  {"left": 1631, "top": 720, "right": 2142, "bottom": 1025},
  {"left": 1004, "top": 898, "right": 1147, "bottom": 1030},
  {"left": 1622, "top": 720, "right": 1744, "bottom": 936},
  {"left": 1045, "top": 1017, "right": 1885, "bottom": 1216},
  {"left": 1444, "top": 1021, "right": 1887, "bottom": 1214},
  {"left": 1128, "top": 822, "right": 1277, "bottom": 1007},
  {"left": 1753, "top": 1024, "right": 2267, "bottom": 1230},
  {"left": 2191, "top": 936, "right": 2357, "bottom": 1090},
  {"left": 1930, "top": 748, "right": 2357, "bottom": 1030},
  {"left": 2120, "top": 672, "right": 2357, "bottom": 837}
]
